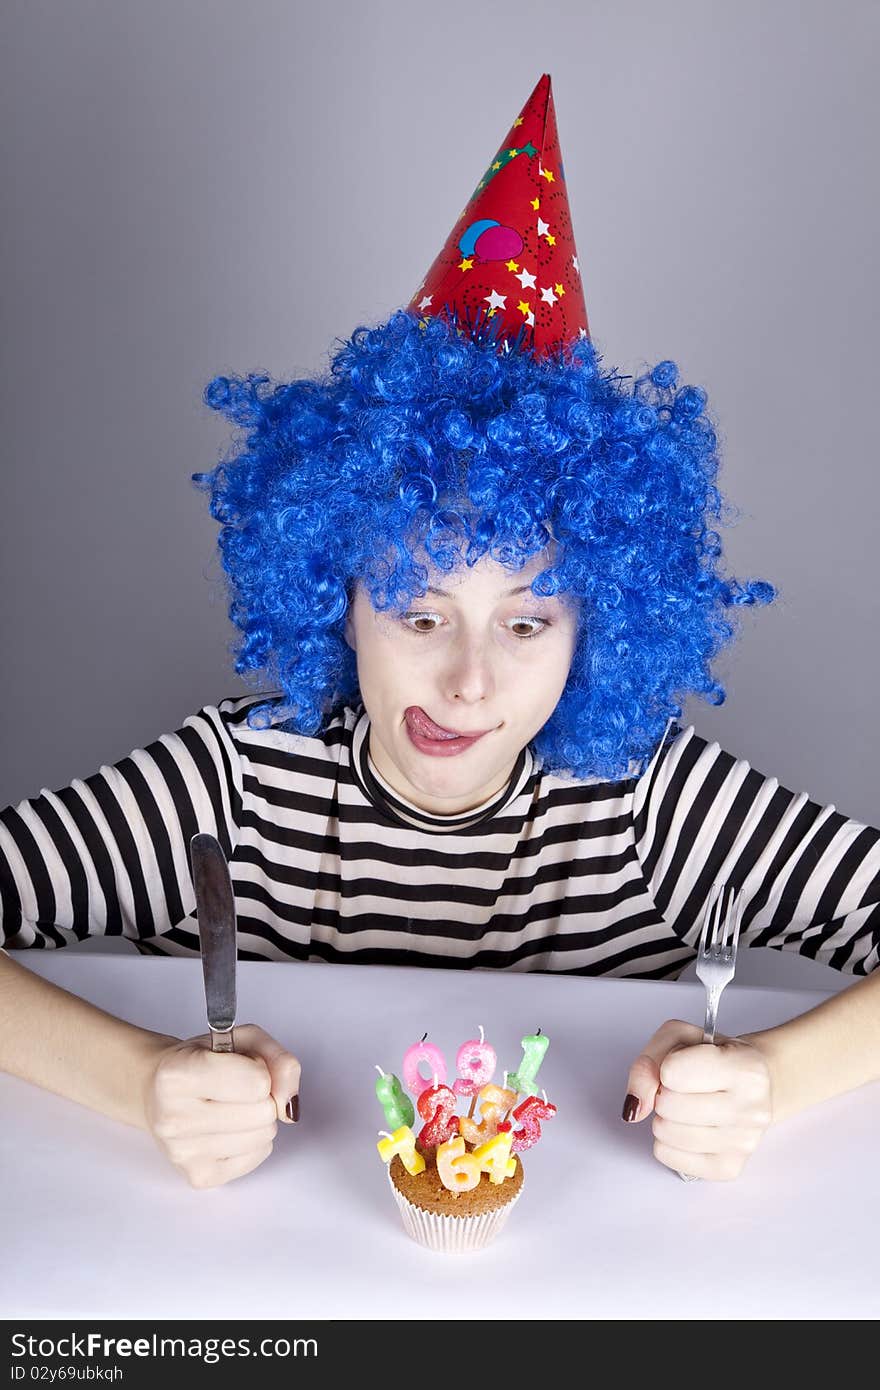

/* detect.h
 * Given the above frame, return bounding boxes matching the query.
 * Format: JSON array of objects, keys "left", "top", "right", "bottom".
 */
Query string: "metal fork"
[
  {"left": 677, "top": 881, "right": 744, "bottom": 1182},
  {"left": 696, "top": 880, "right": 744, "bottom": 1042}
]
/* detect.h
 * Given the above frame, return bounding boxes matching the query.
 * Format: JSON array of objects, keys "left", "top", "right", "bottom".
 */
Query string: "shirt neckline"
[{"left": 348, "top": 709, "right": 535, "bottom": 832}]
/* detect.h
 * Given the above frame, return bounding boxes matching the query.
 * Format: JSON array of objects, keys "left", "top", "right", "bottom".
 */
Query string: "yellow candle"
[
  {"left": 459, "top": 1082, "right": 518, "bottom": 1146},
  {"left": 472, "top": 1129, "right": 518, "bottom": 1185},
  {"left": 376, "top": 1125, "right": 426, "bottom": 1176},
  {"left": 436, "top": 1135, "right": 481, "bottom": 1192}
]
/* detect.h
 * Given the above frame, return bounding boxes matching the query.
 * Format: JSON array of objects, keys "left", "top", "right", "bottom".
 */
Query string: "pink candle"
[
  {"left": 402, "top": 1033, "right": 447, "bottom": 1099},
  {"left": 452, "top": 1024, "right": 497, "bottom": 1103}
]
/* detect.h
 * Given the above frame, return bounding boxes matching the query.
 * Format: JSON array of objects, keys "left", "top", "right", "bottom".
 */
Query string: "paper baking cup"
[{"left": 387, "top": 1167, "right": 524, "bottom": 1253}]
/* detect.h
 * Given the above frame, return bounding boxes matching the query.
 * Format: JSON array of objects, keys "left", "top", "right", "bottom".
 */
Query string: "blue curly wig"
[{"left": 192, "top": 308, "right": 776, "bottom": 781}]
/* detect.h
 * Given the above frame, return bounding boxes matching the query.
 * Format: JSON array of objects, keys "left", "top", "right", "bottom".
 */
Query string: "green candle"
[
  {"left": 374, "top": 1065, "right": 415, "bottom": 1129},
  {"left": 506, "top": 1029, "right": 549, "bottom": 1096}
]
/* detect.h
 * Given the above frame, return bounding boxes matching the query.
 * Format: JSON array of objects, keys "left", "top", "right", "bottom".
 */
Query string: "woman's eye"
[
  {"left": 400, "top": 612, "right": 549, "bottom": 639},
  {"left": 506, "top": 616, "right": 549, "bottom": 639},
  {"left": 401, "top": 611, "right": 443, "bottom": 633}
]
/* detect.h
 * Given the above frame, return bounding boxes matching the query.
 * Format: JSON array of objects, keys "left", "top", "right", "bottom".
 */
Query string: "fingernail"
[
  {"left": 286, "top": 1094, "right": 300, "bottom": 1123},
  {"left": 621, "top": 1093, "right": 639, "bottom": 1123}
]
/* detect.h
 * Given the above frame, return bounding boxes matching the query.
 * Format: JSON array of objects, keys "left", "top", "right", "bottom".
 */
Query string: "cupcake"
[
  {"left": 374, "top": 1027, "right": 556, "bottom": 1254},
  {"left": 386, "top": 1142, "right": 525, "bottom": 1254}
]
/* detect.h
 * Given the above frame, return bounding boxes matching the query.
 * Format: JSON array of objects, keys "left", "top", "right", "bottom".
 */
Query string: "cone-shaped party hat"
[{"left": 407, "top": 73, "right": 589, "bottom": 360}]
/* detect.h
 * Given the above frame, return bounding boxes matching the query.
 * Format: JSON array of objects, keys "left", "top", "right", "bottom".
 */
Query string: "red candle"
[
  {"left": 505, "top": 1093, "right": 557, "bottom": 1153},
  {"left": 416, "top": 1081, "right": 459, "bottom": 1149}
]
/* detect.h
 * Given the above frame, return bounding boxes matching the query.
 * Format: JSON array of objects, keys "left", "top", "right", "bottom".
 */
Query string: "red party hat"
[{"left": 407, "top": 73, "right": 589, "bottom": 360}]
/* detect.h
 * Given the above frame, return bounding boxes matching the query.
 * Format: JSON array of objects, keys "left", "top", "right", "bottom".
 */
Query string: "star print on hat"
[{"left": 407, "top": 73, "right": 589, "bottom": 360}]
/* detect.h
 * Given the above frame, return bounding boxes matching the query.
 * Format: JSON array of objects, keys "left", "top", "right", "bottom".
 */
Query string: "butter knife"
[{"left": 190, "top": 832, "right": 237, "bottom": 1053}]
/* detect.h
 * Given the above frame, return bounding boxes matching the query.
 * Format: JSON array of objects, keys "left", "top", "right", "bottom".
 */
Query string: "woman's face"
[{"left": 344, "top": 546, "right": 580, "bottom": 814}]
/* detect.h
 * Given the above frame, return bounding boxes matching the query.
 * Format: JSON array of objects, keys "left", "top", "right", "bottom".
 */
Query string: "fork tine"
[
  {"left": 721, "top": 884, "right": 735, "bottom": 947},
  {"left": 696, "top": 882, "right": 719, "bottom": 957},
  {"left": 727, "top": 891, "right": 744, "bottom": 963},
  {"left": 710, "top": 881, "right": 725, "bottom": 950}
]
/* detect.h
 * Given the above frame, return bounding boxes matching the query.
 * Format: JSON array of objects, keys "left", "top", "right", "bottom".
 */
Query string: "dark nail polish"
[
  {"left": 621, "top": 1093, "right": 639, "bottom": 1123},
  {"left": 286, "top": 1094, "right": 300, "bottom": 1123}
]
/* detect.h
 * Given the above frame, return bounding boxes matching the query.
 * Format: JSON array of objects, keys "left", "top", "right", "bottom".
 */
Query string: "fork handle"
[
  {"left": 678, "top": 986, "right": 725, "bottom": 1181},
  {"left": 702, "top": 985, "right": 723, "bottom": 1044}
]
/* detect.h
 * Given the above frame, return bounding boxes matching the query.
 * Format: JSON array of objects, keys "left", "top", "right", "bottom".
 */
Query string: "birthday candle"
[
  {"left": 376, "top": 1126, "right": 425, "bottom": 1176},
  {"left": 402, "top": 1034, "right": 447, "bottom": 1099},
  {"left": 506, "top": 1092, "right": 557, "bottom": 1153},
  {"left": 459, "top": 1082, "right": 518, "bottom": 1147},
  {"left": 436, "top": 1135, "right": 481, "bottom": 1193},
  {"left": 472, "top": 1129, "right": 518, "bottom": 1184},
  {"left": 416, "top": 1080, "right": 459, "bottom": 1149},
  {"left": 374, "top": 1065, "right": 415, "bottom": 1130},
  {"left": 452, "top": 1025, "right": 497, "bottom": 1107},
  {"left": 506, "top": 1028, "right": 549, "bottom": 1096}
]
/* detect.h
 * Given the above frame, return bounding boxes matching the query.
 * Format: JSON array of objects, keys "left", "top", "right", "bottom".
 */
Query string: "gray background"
[{"left": 1, "top": 1, "right": 877, "bottom": 984}]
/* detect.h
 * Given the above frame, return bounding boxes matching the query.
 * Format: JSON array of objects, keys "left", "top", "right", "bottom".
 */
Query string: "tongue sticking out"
[{"left": 405, "top": 706, "right": 463, "bottom": 741}]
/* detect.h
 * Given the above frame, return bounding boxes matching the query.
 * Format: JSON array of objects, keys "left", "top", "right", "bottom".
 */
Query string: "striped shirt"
[{"left": 1, "top": 693, "right": 878, "bottom": 978}]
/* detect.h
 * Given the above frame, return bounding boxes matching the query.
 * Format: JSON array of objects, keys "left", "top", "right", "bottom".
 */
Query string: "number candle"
[
  {"left": 416, "top": 1081, "right": 459, "bottom": 1149},
  {"left": 506, "top": 1093, "right": 557, "bottom": 1153},
  {"left": 376, "top": 1126, "right": 425, "bottom": 1176},
  {"left": 459, "top": 1082, "right": 518, "bottom": 1147},
  {"left": 472, "top": 1129, "right": 518, "bottom": 1184},
  {"left": 436, "top": 1136, "right": 481, "bottom": 1193},
  {"left": 452, "top": 1025, "right": 497, "bottom": 1117},
  {"left": 402, "top": 1033, "right": 447, "bottom": 1098},
  {"left": 506, "top": 1028, "right": 549, "bottom": 1096},
  {"left": 374, "top": 1065, "right": 415, "bottom": 1130}
]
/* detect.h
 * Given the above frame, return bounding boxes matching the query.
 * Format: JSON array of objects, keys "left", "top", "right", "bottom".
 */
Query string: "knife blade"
[{"left": 190, "top": 832, "right": 237, "bottom": 1053}]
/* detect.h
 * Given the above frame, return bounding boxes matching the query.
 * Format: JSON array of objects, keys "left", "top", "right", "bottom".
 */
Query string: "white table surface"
[{"left": 2, "top": 954, "right": 878, "bottom": 1321}]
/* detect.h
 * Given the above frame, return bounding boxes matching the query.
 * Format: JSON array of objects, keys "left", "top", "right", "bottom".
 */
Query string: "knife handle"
[{"left": 211, "top": 1028, "right": 235, "bottom": 1053}]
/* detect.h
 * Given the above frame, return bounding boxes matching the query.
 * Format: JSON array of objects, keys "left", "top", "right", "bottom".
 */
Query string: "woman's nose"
[{"left": 442, "top": 639, "right": 495, "bottom": 704}]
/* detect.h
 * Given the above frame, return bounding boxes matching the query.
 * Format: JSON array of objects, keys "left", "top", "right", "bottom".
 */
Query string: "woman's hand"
[
  {"left": 143, "top": 1023, "right": 301, "bottom": 1189},
  {"left": 621, "top": 1019, "right": 772, "bottom": 1181}
]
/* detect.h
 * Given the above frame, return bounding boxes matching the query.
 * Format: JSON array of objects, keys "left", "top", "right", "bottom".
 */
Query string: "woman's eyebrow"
[{"left": 424, "top": 583, "right": 537, "bottom": 600}]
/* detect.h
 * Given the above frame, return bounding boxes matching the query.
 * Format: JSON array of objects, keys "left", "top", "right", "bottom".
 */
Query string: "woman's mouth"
[{"left": 403, "top": 706, "right": 492, "bottom": 757}]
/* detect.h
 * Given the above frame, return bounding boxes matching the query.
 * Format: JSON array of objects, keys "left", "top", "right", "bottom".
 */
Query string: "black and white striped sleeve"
[
  {"left": 0, "top": 703, "right": 243, "bottom": 950},
  {"left": 633, "top": 724, "right": 880, "bottom": 975}
]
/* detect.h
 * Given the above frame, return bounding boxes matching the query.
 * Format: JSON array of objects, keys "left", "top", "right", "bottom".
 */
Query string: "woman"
[{"left": 1, "top": 305, "right": 878, "bottom": 1189}]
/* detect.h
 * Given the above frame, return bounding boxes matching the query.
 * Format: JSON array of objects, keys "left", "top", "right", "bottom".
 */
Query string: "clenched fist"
[
  {"left": 622, "top": 1019, "right": 772, "bottom": 1181},
  {"left": 144, "top": 1023, "right": 301, "bottom": 1188}
]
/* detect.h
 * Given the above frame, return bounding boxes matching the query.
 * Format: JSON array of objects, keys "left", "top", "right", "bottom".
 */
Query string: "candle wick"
[
  {"left": 536, "top": 1027, "right": 542, "bottom": 1037},
  {"left": 374, "top": 1064, "right": 385, "bottom": 1077},
  {"left": 421, "top": 1032, "right": 428, "bottom": 1042},
  {"left": 542, "top": 1089, "right": 547, "bottom": 1103},
  {"left": 378, "top": 1131, "right": 393, "bottom": 1140},
  {"left": 479, "top": 1024, "right": 484, "bottom": 1043}
]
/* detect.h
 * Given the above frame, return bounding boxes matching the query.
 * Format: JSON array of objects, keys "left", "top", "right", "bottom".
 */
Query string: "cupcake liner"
[{"left": 387, "top": 1166, "right": 524, "bottom": 1253}]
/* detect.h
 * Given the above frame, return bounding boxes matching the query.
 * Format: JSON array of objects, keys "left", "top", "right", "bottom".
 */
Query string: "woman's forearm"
[
  {"left": 745, "top": 967, "right": 880, "bottom": 1122},
  {"left": 0, "top": 951, "right": 176, "bottom": 1129}
]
